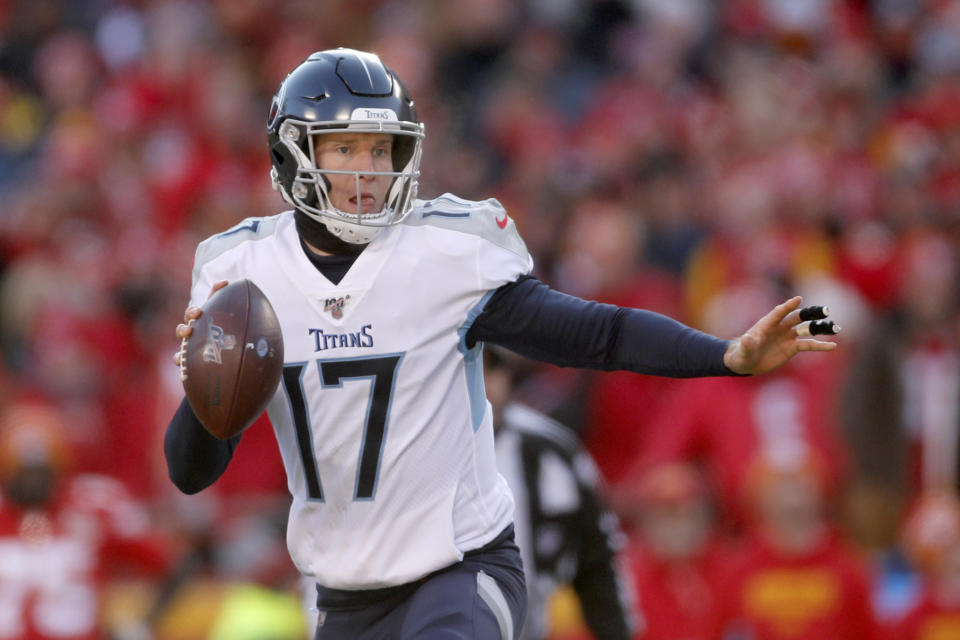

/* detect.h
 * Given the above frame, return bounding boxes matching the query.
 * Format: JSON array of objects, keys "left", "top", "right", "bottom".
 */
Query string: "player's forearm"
[
  {"left": 469, "top": 276, "right": 735, "bottom": 377},
  {"left": 164, "top": 397, "right": 239, "bottom": 494}
]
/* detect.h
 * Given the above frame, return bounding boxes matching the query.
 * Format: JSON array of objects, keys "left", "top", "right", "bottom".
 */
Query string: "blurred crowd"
[{"left": 2, "top": 0, "right": 960, "bottom": 638}]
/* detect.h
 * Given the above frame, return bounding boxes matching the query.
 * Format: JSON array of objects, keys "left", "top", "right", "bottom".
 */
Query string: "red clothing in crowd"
[
  {"left": 629, "top": 544, "right": 731, "bottom": 640},
  {"left": 582, "top": 270, "right": 687, "bottom": 484},
  {"left": 632, "top": 365, "right": 847, "bottom": 531},
  {"left": 885, "top": 591, "right": 960, "bottom": 640},
  {"left": 0, "top": 474, "right": 170, "bottom": 640},
  {"left": 720, "top": 533, "right": 878, "bottom": 640}
]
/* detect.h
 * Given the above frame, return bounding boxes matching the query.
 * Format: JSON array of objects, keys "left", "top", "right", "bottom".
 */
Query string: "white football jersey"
[{"left": 189, "top": 194, "right": 533, "bottom": 589}]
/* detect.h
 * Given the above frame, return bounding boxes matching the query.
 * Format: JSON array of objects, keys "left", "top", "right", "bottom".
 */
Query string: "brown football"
[{"left": 181, "top": 279, "right": 284, "bottom": 440}]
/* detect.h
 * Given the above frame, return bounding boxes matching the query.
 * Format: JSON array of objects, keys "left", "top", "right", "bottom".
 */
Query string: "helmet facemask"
[{"left": 272, "top": 115, "right": 424, "bottom": 245}]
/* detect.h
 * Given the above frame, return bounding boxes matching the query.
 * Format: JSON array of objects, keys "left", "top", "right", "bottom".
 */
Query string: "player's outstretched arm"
[
  {"left": 470, "top": 277, "right": 839, "bottom": 379},
  {"left": 722, "top": 296, "right": 838, "bottom": 375}
]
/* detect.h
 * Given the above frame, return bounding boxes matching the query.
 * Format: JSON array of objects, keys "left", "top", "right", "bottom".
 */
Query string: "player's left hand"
[{"left": 722, "top": 296, "right": 838, "bottom": 375}]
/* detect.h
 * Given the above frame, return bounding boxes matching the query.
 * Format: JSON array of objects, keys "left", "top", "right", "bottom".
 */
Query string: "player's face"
[
  {"left": 314, "top": 133, "right": 394, "bottom": 214},
  {"left": 4, "top": 463, "right": 56, "bottom": 507},
  {"left": 640, "top": 501, "right": 710, "bottom": 560}
]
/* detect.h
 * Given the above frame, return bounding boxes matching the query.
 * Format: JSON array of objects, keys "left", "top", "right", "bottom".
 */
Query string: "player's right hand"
[
  {"left": 722, "top": 296, "right": 838, "bottom": 376},
  {"left": 173, "top": 281, "right": 228, "bottom": 367}
]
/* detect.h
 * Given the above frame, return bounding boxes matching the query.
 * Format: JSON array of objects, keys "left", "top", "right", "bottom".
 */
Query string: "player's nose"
[{"left": 350, "top": 151, "right": 380, "bottom": 175}]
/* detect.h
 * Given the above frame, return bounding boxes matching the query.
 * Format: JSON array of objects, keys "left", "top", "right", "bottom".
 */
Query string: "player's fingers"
[
  {"left": 176, "top": 323, "right": 193, "bottom": 339},
  {"left": 183, "top": 306, "right": 201, "bottom": 323},
  {"left": 795, "top": 338, "right": 838, "bottom": 352},
  {"left": 757, "top": 296, "right": 803, "bottom": 331},
  {"left": 798, "top": 305, "right": 830, "bottom": 321},
  {"left": 785, "top": 305, "right": 831, "bottom": 326},
  {"left": 796, "top": 320, "right": 841, "bottom": 338},
  {"left": 208, "top": 280, "right": 228, "bottom": 298}
]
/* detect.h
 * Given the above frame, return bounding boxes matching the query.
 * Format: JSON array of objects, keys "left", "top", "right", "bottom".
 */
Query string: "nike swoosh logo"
[{"left": 496, "top": 214, "right": 508, "bottom": 229}]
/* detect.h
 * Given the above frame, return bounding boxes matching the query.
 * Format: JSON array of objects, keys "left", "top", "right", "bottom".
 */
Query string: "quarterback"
[{"left": 165, "top": 49, "right": 837, "bottom": 640}]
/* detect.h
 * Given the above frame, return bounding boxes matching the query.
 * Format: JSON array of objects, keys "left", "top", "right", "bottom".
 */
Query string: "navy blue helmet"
[{"left": 267, "top": 49, "right": 425, "bottom": 244}]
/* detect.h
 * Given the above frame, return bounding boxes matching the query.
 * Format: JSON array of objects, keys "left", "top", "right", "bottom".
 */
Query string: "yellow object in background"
[
  {"left": 207, "top": 583, "right": 308, "bottom": 640},
  {"left": 546, "top": 586, "right": 591, "bottom": 640}
]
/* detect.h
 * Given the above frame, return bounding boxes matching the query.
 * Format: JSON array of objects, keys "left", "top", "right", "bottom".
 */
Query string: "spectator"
[
  {"left": 887, "top": 490, "right": 960, "bottom": 639},
  {"left": 719, "top": 449, "right": 879, "bottom": 640},
  {"left": 619, "top": 462, "right": 729, "bottom": 640},
  {"left": 0, "top": 400, "right": 173, "bottom": 639}
]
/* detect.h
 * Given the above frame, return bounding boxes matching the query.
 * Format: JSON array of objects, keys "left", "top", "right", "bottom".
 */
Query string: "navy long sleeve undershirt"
[
  {"left": 469, "top": 275, "right": 732, "bottom": 377},
  {"left": 164, "top": 395, "right": 241, "bottom": 494},
  {"left": 165, "top": 274, "right": 736, "bottom": 493}
]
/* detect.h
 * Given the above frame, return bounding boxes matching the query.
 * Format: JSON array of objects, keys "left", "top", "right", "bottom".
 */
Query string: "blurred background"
[{"left": 1, "top": 0, "right": 960, "bottom": 638}]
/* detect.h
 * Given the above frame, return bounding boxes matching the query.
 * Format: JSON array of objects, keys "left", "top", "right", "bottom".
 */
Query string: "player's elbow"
[
  {"left": 166, "top": 467, "right": 210, "bottom": 495},
  {"left": 163, "top": 438, "right": 225, "bottom": 494},
  {"left": 163, "top": 397, "right": 234, "bottom": 494}
]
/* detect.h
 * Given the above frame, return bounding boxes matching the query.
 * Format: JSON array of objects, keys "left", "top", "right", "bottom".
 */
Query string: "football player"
[{"left": 166, "top": 48, "right": 838, "bottom": 640}]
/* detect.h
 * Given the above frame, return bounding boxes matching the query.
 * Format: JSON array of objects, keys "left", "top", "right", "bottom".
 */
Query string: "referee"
[{"left": 485, "top": 347, "right": 639, "bottom": 640}]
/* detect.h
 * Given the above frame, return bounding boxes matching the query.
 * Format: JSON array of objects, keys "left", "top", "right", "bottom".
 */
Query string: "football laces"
[{"left": 178, "top": 335, "right": 190, "bottom": 382}]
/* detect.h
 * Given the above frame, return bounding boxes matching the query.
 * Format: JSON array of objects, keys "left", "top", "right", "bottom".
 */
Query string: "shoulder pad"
[
  {"left": 192, "top": 214, "right": 284, "bottom": 284},
  {"left": 407, "top": 194, "right": 529, "bottom": 258}
]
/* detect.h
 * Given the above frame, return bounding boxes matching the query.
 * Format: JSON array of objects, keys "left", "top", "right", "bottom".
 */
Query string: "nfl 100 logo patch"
[{"left": 323, "top": 294, "right": 351, "bottom": 319}]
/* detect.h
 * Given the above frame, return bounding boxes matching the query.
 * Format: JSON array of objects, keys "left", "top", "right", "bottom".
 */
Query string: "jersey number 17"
[{"left": 281, "top": 354, "right": 403, "bottom": 501}]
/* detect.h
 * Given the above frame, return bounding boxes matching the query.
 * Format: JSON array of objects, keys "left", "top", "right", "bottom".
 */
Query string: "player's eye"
[
  {"left": 373, "top": 147, "right": 388, "bottom": 157},
  {"left": 336, "top": 146, "right": 351, "bottom": 155}
]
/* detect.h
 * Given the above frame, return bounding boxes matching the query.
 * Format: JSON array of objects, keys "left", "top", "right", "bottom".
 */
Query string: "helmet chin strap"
[
  {"left": 294, "top": 210, "right": 367, "bottom": 256},
  {"left": 321, "top": 216, "right": 385, "bottom": 245}
]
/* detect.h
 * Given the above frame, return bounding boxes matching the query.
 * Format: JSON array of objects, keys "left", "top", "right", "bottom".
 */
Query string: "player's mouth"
[{"left": 349, "top": 194, "right": 379, "bottom": 213}]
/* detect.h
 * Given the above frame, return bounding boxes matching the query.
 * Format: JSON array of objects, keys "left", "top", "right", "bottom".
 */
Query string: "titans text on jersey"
[{"left": 308, "top": 324, "right": 374, "bottom": 351}]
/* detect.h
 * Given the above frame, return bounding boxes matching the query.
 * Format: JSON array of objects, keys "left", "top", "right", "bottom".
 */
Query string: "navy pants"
[{"left": 312, "top": 526, "right": 526, "bottom": 639}]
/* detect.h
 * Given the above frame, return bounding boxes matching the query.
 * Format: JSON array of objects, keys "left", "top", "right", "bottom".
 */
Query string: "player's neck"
[
  {"left": 294, "top": 210, "right": 367, "bottom": 256},
  {"left": 303, "top": 240, "right": 333, "bottom": 257}
]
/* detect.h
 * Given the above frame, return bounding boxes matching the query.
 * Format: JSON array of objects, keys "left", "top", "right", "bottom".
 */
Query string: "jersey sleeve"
[
  {"left": 471, "top": 199, "right": 533, "bottom": 290},
  {"left": 411, "top": 194, "right": 533, "bottom": 291},
  {"left": 189, "top": 216, "right": 278, "bottom": 306}
]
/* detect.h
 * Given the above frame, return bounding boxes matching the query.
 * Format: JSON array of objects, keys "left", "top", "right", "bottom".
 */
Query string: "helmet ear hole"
[{"left": 392, "top": 136, "right": 415, "bottom": 173}]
